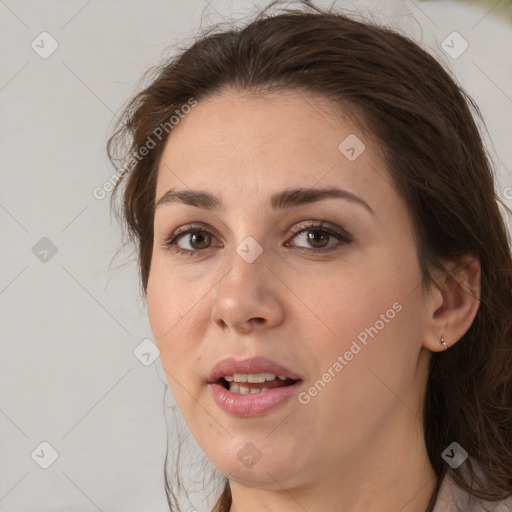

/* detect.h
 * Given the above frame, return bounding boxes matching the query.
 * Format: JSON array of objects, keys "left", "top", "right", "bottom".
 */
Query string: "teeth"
[
  {"left": 228, "top": 382, "right": 271, "bottom": 394},
  {"left": 247, "top": 374, "right": 264, "bottom": 383},
  {"left": 225, "top": 372, "right": 278, "bottom": 383}
]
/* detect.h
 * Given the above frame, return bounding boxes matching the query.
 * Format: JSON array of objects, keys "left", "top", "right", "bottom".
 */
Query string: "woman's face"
[{"left": 147, "top": 89, "right": 434, "bottom": 489}]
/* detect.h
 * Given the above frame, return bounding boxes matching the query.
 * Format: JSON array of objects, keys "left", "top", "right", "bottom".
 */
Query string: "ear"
[{"left": 422, "top": 255, "right": 481, "bottom": 352}]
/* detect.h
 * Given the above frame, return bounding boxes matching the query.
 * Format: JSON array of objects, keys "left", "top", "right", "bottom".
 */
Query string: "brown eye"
[
  {"left": 176, "top": 230, "right": 214, "bottom": 251},
  {"left": 288, "top": 221, "right": 352, "bottom": 252},
  {"left": 301, "top": 230, "right": 331, "bottom": 249}
]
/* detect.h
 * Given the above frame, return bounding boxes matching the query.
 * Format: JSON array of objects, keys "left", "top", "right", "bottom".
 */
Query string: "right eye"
[{"left": 163, "top": 225, "right": 221, "bottom": 256}]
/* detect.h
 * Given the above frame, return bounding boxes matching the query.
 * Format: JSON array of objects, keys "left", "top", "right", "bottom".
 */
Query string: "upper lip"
[{"left": 207, "top": 356, "right": 303, "bottom": 383}]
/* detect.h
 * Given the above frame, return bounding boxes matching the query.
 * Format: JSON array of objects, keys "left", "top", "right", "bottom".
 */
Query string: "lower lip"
[{"left": 208, "top": 380, "right": 303, "bottom": 417}]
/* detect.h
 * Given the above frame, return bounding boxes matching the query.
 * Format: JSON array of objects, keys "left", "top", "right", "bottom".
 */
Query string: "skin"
[{"left": 146, "top": 88, "right": 481, "bottom": 512}]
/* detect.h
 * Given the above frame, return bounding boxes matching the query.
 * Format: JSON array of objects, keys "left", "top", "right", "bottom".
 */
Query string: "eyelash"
[{"left": 162, "top": 220, "right": 353, "bottom": 257}]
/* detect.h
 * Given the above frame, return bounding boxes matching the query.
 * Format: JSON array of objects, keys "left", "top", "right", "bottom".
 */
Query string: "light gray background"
[{"left": 1, "top": 0, "right": 511, "bottom": 511}]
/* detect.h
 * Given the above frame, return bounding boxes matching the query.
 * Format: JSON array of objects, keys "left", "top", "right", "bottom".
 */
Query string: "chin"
[
  {"left": 212, "top": 442, "right": 307, "bottom": 490},
  {"left": 222, "top": 464, "right": 294, "bottom": 490}
]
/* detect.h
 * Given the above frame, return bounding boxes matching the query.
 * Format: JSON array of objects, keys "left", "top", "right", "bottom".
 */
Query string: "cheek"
[
  {"left": 147, "top": 269, "right": 197, "bottom": 373},
  {"left": 305, "top": 265, "right": 397, "bottom": 342},
  {"left": 318, "top": 254, "right": 424, "bottom": 403},
  {"left": 307, "top": 243, "right": 423, "bottom": 373},
  {"left": 148, "top": 252, "right": 201, "bottom": 340},
  {"left": 147, "top": 287, "right": 200, "bottom": 422},
  {"left": 146, "top": 263, "right": 213, "bottom": 409}
]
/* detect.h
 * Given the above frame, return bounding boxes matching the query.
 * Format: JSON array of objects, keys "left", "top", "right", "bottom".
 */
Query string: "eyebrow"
[{"left": 154, "top": 187, "right": 374, "bottom": 215}]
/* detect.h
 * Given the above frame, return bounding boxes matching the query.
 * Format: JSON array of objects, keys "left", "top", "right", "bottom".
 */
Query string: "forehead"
[{"left": 155, "top": 88, "right": 389, "bottom": 208}]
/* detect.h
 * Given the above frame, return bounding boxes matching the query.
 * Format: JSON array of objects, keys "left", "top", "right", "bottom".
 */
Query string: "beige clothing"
[{"left": 433, "top": 471, "right": 512, "bottom": 512}]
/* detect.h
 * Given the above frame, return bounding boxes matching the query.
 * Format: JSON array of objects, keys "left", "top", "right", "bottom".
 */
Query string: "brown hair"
[{"left": 107, "top": 1, "right": 512, "bottom": 510}]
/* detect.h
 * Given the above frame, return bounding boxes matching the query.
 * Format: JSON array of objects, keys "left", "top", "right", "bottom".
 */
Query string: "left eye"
[
  {"left": 164, "top": 221, "right": 352, "bottom": 256},
  {"left": 285, "top": 221, "right": 352, "bottom": 252},
  {"left": 289, "top": 227, "right": 343, "bottom": 250}
]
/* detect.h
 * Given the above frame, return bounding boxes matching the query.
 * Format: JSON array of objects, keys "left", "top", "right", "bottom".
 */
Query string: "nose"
[{"left": 210, "top": 250, "right": 285, "bottom": 334}]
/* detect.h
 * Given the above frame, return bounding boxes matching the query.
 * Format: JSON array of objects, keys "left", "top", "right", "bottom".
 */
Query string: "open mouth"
[{"left": 218, "top": 374, "right": 299, "bottom": 395}]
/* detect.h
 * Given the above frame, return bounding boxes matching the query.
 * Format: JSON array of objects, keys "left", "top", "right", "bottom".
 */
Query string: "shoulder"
[{"left": 433, "top": 470, "right": 512, "bottom": 512}]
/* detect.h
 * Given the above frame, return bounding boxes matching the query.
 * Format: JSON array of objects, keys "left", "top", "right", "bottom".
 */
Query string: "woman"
[{"left": 107, "top": 1, "right": 512, "bottom": 510}]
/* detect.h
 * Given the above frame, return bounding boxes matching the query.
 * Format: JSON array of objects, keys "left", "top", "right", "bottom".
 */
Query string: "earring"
[{"left": 440, "top": 337, "right": 448, "bottom": 350}]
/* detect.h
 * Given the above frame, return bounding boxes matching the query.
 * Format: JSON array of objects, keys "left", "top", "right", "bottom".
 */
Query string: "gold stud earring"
[{"left": 440, "top": 337, "right": 448, "bottom": 350}]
